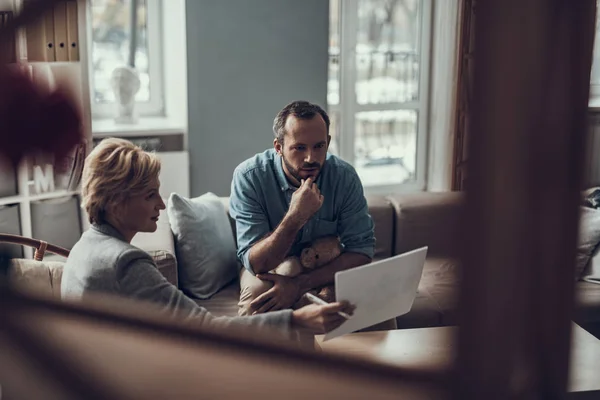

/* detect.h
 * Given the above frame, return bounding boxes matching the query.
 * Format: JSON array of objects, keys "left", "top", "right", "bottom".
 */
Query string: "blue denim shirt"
[{"left": 230, "top": 148, "right": 375, "bottom": 274}]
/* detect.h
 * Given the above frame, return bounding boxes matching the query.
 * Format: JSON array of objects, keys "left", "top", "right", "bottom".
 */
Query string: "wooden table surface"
[{"left": 317, "top": 324, "right": 600, "bottom": 393}]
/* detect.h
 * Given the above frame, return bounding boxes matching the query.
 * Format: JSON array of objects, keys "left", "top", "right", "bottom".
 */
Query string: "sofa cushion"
[
  {"left": 150, "top": 250, "right": 178, "bottom": 287},
  {"left": 366, "top": 195, "right": 394, "bottom": 260},
  {"left": 195, "top": 280, "right": 240, "bottom": 318},
  {"left": 395, "top": 257, "right": 461, "bottom": 328},
  {"left": 8, "top": 258, "right": 64, "bottom": 298},
  {"left": 193, "top": 256, "right": 600, "bottom": 329},
  {"left": 412, "top": 257, "right": 600, "bottom": 327},
  {"left": 395, "top": 286, "right": 443, "bottom": 329},
  {"left": 10, "top": 252, "right": 179, "bottom": 298},
  {"left": 131, "top": 208, "right": 174, "bottom": 253},
  {"left": 420, "top": 258, "right": 461, "bottom": 326},
  {"left": 167, "top": 192, "right": 239, "bottom": 299},
  {"left": 132, "top": 207, "right": 178, "bottom": 287},
  {"left": 386, "top": 192, "right": 464, "bottom": 258}
]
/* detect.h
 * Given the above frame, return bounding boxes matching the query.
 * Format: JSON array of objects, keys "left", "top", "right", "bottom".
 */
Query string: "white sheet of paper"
[{"left": 324, "top": 247, "right": 428, "bottom": 341}]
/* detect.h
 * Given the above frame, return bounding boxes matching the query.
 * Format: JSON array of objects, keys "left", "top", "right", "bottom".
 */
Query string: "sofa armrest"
[
  {"left": 131, "top": 208, "right": 178, "bottom": 286},
  {"left": 9, "top": 258, "right": 64, "bottom": 298},
  {"left": 386, "top": 192, "right": 464, "bottom": 257}
]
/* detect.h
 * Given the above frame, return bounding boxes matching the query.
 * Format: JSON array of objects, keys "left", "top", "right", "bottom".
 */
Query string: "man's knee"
[{"left": 238, "top": 268, "right": 273, "bottom": 316}]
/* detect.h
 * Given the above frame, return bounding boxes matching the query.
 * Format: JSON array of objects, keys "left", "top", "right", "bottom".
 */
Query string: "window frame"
[
  {"left": 89, "top": 0, "right": 164, "bottom": 120},
  {"left": 328, "top": 0, "right": 432, "bottom": 192}
]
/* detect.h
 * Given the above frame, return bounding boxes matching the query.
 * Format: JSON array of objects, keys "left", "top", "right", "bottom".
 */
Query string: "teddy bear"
[{"left": 273, "top": 235, "right": 342, "bottom": 304}]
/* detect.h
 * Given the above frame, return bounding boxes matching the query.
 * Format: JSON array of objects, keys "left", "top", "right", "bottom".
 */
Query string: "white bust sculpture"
[{"left": 110, "top": 66, "right": 141, "bottom": 124}]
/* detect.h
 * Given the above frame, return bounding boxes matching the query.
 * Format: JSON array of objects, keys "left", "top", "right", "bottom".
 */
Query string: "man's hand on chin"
[{"left": 250, "top": 273, "right": 302, "bottom": 314}]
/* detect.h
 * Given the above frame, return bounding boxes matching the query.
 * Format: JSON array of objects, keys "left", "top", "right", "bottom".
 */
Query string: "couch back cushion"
[
  {"left": 9, "top": 258, "right": 64, "bottom": 298},
  {"left": 136, "top": 193, "right": 461, "bottom": 268},
  {"left": 132, "top": 207, "right": 178, "bottom": 286},
  {"left": 386, "top": 192, "right": 464, "bottom": 257}
]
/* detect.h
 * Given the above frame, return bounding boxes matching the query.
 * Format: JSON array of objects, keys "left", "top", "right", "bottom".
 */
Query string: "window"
[
  {"left": 89, "top": 0, "right": 163, "bottom": 119},
  {"left": 328, "top": 0, "right": 432, "bottom": 190}
]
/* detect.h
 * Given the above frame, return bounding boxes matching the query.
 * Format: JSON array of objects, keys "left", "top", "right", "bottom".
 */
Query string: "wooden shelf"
[
  {"left": 0, "top": 195, "right": 24, "bottom": 207},
  {"left": 92, "top": 117, "right": 186, "bottom": 138},
  {"left": 26, "top": 61, "right": 80, "bottom": 66},
  {"left": 0, "top": 0, "right": 91, "bottom": 259},
  {"left": 28, "top": 190, "right": 79, "bottom": 202}
]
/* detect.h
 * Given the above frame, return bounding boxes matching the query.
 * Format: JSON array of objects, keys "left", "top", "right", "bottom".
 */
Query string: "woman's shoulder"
[
  {"left": 70, "top": 226, "right": 153, "bottom": 269},
  {"left": 114, "top": 245, "right": 154, "bottom": 269}
]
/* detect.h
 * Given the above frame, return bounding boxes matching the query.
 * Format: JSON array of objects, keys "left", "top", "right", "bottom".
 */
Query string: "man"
[{"left": 230, "top": 100, "right": 375, "bottom": 317}]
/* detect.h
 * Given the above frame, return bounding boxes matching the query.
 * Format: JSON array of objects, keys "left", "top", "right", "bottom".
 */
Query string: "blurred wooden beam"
[
  {"left": 454, "top": 0, "right": 597, "bottom": 398},
  {"left": 0, "top": 288, "right": 448, "bottom": 399}
]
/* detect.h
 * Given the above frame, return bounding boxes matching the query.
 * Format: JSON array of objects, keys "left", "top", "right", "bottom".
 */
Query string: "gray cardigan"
[{"left": 61, "top": 224, "right": 294, "bottom": 335}]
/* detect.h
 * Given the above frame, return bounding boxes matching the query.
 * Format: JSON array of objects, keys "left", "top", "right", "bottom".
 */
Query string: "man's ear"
[
  {"left": 274, "top": 138, "right": 283, "bottom": 155},
  {"left": 327, "top": 135, "right": 332, "bottom": 149}
]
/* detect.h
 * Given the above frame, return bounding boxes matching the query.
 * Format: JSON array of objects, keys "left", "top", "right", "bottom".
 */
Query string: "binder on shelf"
[
  {"left": 44, "top": 7, "right": 56, "bottom": 61},
  {"left": 31, "top": 195, "right": 82, "bottom": 250},
  {"left": 53, "top": 1, "right": 68, "bottom": 62},
  {"left": 0, "top": 204, "right": 24, "bottom": 258},
  {"left": 25, "top": 0, "right": 56, "bottom": 62},
  {"left": 66, "top": 0, "right": 79, "bottom": 61}
]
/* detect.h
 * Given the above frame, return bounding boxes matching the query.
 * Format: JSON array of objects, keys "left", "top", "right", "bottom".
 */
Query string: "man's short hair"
[
  {"left": 81, "top": 138, "right": 161, "bottom": 224},
  {"left": 273, "top": 100, "right": 330, "bottom": 142}
]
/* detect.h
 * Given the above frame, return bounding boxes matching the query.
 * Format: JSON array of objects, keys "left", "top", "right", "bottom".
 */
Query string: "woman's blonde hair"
[{"left": 82, "top": 138, "right": 161, "bottom": 224}]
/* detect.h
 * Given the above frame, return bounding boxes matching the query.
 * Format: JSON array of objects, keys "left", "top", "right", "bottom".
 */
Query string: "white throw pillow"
[{"left": 167, "top": 192, "right": 239, "bottom": 299}]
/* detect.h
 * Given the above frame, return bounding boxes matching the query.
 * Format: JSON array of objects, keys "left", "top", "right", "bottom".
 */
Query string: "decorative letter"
[{"left": 33, "top": 164, "right": 55, "bottom": 193}]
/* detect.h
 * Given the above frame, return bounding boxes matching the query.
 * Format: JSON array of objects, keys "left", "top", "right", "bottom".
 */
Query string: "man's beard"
[{"left": 281, "top": 153, "right": 321, "bottom": 185}]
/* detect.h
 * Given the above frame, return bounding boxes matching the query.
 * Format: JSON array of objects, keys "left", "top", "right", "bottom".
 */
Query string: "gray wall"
[{"left": 186, "top": 0, "right": 329, "bottom": 196}]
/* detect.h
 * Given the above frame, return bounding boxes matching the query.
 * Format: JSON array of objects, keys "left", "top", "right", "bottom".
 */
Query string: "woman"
[{"left": 61, "top": 138, "right": 350, "bottom": 338}]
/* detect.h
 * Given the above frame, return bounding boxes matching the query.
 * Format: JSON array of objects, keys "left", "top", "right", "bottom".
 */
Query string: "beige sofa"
[
  {"left": 9, "top": 192, "right": 600, "bottom": 334},
  {"left": 185, "top": 193, "right": 467, "bottom": 328}
]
